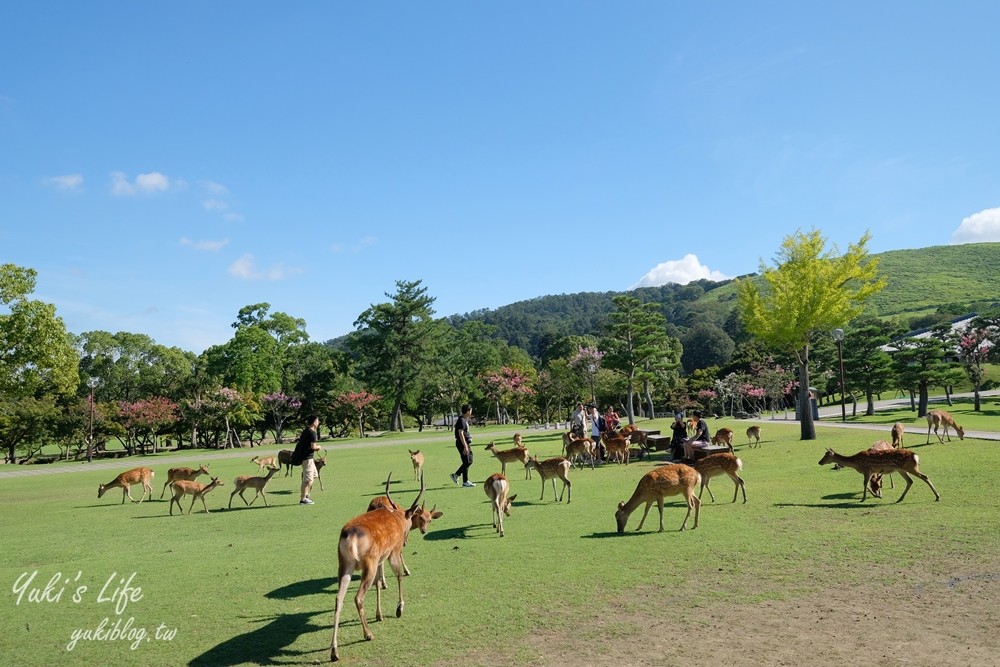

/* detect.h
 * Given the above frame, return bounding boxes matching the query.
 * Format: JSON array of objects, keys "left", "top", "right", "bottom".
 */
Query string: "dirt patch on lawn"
[{"left": 444, "top": 566, "right": 999, "bottom": 667}]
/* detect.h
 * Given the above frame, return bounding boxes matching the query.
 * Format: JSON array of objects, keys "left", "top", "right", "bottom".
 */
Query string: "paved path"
[{"left": 2, "top": 391, "right": 996, "bottom": 481}]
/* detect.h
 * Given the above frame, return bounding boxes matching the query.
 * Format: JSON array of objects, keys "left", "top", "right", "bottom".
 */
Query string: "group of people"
[{"left": 669, "top": 410, "right": 712, "bottom": 461}]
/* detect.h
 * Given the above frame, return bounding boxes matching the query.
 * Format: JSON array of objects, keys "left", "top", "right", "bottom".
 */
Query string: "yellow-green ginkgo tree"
[{"left": 738, "top": 229, "right": 886, "bottom": 440}]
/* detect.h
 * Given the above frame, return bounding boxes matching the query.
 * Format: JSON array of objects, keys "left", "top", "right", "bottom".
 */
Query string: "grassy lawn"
[{"left": 1, "top": 418, "right": 998, "bottom": 666}]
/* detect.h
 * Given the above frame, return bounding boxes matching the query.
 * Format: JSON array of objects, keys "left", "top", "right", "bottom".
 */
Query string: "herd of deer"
[{"left": 94, "top": 407, "right": 965, "bottom": 662}]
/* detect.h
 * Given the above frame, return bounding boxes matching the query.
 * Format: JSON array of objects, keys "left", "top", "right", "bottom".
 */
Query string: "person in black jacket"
[{"left": 450, "top": 404, "right": 476, "bottom": 487}]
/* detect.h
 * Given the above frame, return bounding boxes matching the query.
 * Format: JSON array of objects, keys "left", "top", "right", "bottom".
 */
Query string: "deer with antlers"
[
  {"left": 925, "top": 410, "right": 964, "bottom": 444},
  {"left": 525, "top": 456, "right": 572, "bottom": 503},
  {"left": 98, "top": 467, "right": 154, "bottom": 504},
  {"left": 818, "top": 448, "right": 940, "bottom": 503},
  {"left": 159, "top": 464, "right": 209, "bottom": 499},
  {"left": 330, "top": 473, "right": 441, "bottom": 662},
  {"left": 229, "top": 466, "right": 280, "bottom": 508},
  {"left": 692, "top": 453, "right": 747, "bottom": 504},
  {"left": 484, "top": 473, "right": 517, "bottom": 537},
  {"left": 251, "top": 455, "right": 279, "bottom": 472},
  {"left": 485, "top": 439, "right": 532, "bottom": 479},
  {"left": 366, "top": 481, "right": 443, "bottom": 590},
  {"left": 407, "top": 450, "right": 424, "bottom": 481},
  {"left": 168, "top": 476, "right": 224, "bottom": 515},
  {"left": 746, "top": 425, "right": 761, "bottom": 448},
  {"left": 615, "top": 463, "right": 701, "bottom": 532}
]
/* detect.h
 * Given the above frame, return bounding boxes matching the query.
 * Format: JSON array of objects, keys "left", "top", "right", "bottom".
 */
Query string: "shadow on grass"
[
  {"left": 422, "top": 524, "right": 492, "bottom": 540},
  {"left": 187, "top": 611, "right": 327, "bottom": 666},
  {"left": 266, "top": 577, "right": 336, "bottom": 600}
]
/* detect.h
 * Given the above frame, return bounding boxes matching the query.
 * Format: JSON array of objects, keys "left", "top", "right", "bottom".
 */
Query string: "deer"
[
  {"left": 746, "top": 425, "right": 761, "bottom": 448},
  {"left": 229, "top": 466, "right": 280, "bottom": 508},
  {"left": 926, "top": 410, "right": 964, "bottom": 444},
  {"left": 366, "top": 481, "right": 443, "bottom": 590},
  {"left": 711, "top": 427, "right": 735, "bottom": 453},
  {"left": 408, "top": 450, "right": 424, "bottom": 481},
  {"left": 890, "top": 422, "right": 905, "bottom": 448},
  {"left": 525, "top": 456, "right": 572, "bottom": 503},
  {"left": 330, "top": 472, "right": 442, "bottom": 662},
  {"left": 564, "top": 437, "right": 596, "bottom": 470},
  {"left": 615, "top": 463, "right": 701, "bottom": 532},
  {"left": 818, "top": 448, "right": 940, "bottom": 503},
  {"left": 692, "top": 453, "right": 746, "bottom": 504},
  {"left": 484, "top": 473, "right": 517, "bottom": 537},
  {"left": 251, "top": 455, "right": 279, "bottom": 472},
  {"left": 169, "top": 476, "right": 224, "bottom": 515},
  {"left": 278, "top": 449, "right": 327, "bottom": 489},
  {"left": 602, "top": 432, "right": 631, "bottom": 465},
  {"left": 865, "top": 440, "right": 896, "bottom": 498},
  {"left": 98, "top": 467, "right": 154, "bottom": 504},
  {"left": 485, "top": 440, "right": 532, "bottom": 479},
  {"left": 158, "top": 464, "right": 209, "bottom": 499}
]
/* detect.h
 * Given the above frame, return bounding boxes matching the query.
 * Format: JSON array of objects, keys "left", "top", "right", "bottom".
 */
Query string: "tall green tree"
[
  {"left": 738, "top": 230, "right": 886, "bottom": 440},
  {"left": 232, "top": 303, "right": 308, "bottom": 392},
  {"left": 891, "top": 336, "right": 964, "bottom": 416},
  {"left": 350, "top": 280, "right": 438, "bottom": 431},
  {"left": 600, "top": 295, "right": 678, "bottom": 425},
  {"left": 842, "top": 319, "right": 900, "bottom": 415}
]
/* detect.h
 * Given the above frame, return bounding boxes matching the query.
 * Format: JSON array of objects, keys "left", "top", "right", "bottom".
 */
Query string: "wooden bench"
[
  {"left": 692, "top": 444, "right": 730, "bottom": 460},
  {"left": 645, "top": 435, "right": 672, "bottom": 451}
]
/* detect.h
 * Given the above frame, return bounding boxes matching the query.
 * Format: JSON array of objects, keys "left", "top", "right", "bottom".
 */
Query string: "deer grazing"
[
  {"left": 98, "top": 467, "right": 154, "bottom": 504},
  {"left": 818, "top": 448, "right": 940, "bottom": 503},
  {"left": 615, "top": 463, "right": 701, "bottom": 532},
  {"left": 169, "top": 476, "right": 224, "bottom": 515},
  {"left": 485, "top": 440, "right": 532, "bottom": 479},
  {"left": 484, "top": 473, "right": 517, "bottom": 537},
  {"left": 251, "top": 455, "right": 279, "bottom": 472},
  {"left": 525, "top": 456, "right": 572, "bottom": 503},
  {"left": 278, "top": 449, "right": 327, "bottom": 489},
  {"left": 159, "top": 464, "right": 209, "bottom": 499},
  {"left": 330, "top": 473, "right": 441, "bottom": 662},
  {"left": 890, "top": 422, "right": 905, "bottom": 448},
  {"left": 925, "top": 410, "right": 964, "bottom": 444},
  {"left": 601, "top": 432, "right": 632, "bottom": 465},
  {"left": 564, "top": 437, "right": 596, "bottom": 469},
  {"left": 746, "top": 425, "right": 761, "bottom": 448},
  {"left": 408, "top": 450, "right": 424, "bottom": 481},
  {"left": 711, "top": 427, "right": 735, "bottom": 452},
  {"left": 692, "top": 453, "right": 747, "bottom": 504},
  {"left": 229, "top": 466, "right": 280, "bottom": 508}
]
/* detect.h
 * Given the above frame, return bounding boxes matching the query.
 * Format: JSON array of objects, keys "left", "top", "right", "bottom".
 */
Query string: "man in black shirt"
[
  {"left": 293, "top": 414, "right": 321, "bottom": 504},
  {"left": 450, "top": 404, "right": 476, "bottom": 487}
]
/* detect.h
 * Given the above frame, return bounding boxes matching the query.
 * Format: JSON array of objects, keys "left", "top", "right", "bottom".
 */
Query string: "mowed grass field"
[{"left": 1, "top": 416, "right": 998, "bottom": 667}]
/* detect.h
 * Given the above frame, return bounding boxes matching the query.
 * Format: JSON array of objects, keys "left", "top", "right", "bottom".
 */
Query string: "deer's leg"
[
  {"left": 702, "top": 478, "right": 717, "bottom": 503},
  {"left": 160, "top": 481, "right": 170, "bottom": 499},
  {"left": 860, "top": 474, "right": 871, "bottom": 502},
  {"left": 330, "top": 572, "right": 353, "bottom": 661},
  {"left": 228, "top": 490, "right": 237, "bottom": 509},
  {"left": 688, "top": 493, "right": 701, "bottom": 530},
  {"left": 357, "top": 567, "right": 376, "bottom": 638},
  {"left": 895, "top": 470, "right": 915, "bottom": 502},
  {"left": 913, "top": 470, "right": 940, "bottom": 501},
  {"left": 562, "top": 477, "right": 571, "bottom": 503},
  {"left": 388, "top": 551, "right": 405, "bottom": 618},
  {"left": 731, "top": 473, "right": 746, "bottom": 504},
  {"left": 656, "top": 498, "right": 665, "bottom": 532},
  {"left": 636, "top": 501, "right": 653, "bottom": 531}
]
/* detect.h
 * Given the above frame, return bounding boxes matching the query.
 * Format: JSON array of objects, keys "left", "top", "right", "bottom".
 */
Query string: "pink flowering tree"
[
  {"left": 116, "top": 396, "right": 179, "bottom": 454},
  {"left": 261, "top": 392, "right": 302, "bottom": 444},
  {"left": 333, "top": 391, "right": 381, "bottom": 438},
  {"left": 696, "top": 389, "right": 717, "bottom": 414},
  {"left": 569, "top": 346, "right": 604, "bottom": 406},
  {"left": 958, "top": 328, "right": 992, "bottom": 411},
  {"left": 480, "top": 366, "right": 536, "bottom": 424}
]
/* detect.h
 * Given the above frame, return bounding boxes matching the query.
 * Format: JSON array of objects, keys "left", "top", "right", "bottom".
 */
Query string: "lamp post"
[
  {"left": 832, "top": 329, "right": 846, "bottom": 422},
  {"left": 86, "top": 377, "right": 99, "bottom": 462},
  {"left": 587, "top": 363, "right": 597, "bottom": 407}
]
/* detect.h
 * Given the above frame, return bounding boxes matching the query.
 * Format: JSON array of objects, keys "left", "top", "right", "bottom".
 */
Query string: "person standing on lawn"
[{"left": 451, "top": 403, "right": 476, "bottom": 487}]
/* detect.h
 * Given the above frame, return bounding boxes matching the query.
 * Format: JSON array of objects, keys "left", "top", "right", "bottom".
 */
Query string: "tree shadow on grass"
[{"left": 187, "top": 611, "right": 327, "bottom": 666}]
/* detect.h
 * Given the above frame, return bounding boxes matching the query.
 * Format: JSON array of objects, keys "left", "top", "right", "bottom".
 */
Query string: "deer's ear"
[
  {"left": 431, "top": 511, "right": 444, "bottom": 519},
  {"left": 508, "top": 495, "right": 517, "bottom": 502}
]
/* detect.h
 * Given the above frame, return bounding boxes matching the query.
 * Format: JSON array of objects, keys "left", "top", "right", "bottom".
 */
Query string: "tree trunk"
[
  {"left": 865, "top": 389, "right": 875, "bottom": 416},
  {"left": 917, "top": 382, "right": 929, "bottom": 417},
  {"left": 797, "top": 351, "right": 816, "bottom": 440},
  {"left": 974, "top": 384, "right": 981, "bottom": 411}
]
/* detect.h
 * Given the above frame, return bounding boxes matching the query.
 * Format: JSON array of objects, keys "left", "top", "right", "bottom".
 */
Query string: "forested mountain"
[{"left": 447, "top": 242, "right": 1000, "bottom": 361}]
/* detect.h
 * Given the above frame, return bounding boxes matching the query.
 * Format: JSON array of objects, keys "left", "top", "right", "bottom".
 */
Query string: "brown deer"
[
  {"left": 408, "top": 450, "right": 424, "bottom": 481},
  {"left": 925, "top": 410, "right": 964, "bottom": 444},
  {"left": 484, "top": 473, "right": 517, "bottom": 537},
  {"left": 746, "top": 425, "right": 761, "bottom": 448},
  {"left": 485, "top": 441, "right": 532, "bottom": 479},
  {"left": 330, "top": 473, "right": 441, "bottom": 661},
  {"left": 278, "top": 449, "right": 327, "bottom": 489},
  {"left": 602, "top": 432, "right": 632, "bottom": 465},
  {"left": 159, "top": 464, "right": 209, "bottom": 499},
  {"left": 818, "top": 448, "right": 940, "bottom": 503},
  {"left": 525, "top": 456, "right": 572, "bottom": 503},
  {"left": 890, "top": 422, "right": 905, "bottom": 448},
  {"left": 564, "top": 437, "right": 596, "bottom": 469},
  {"left": 251, "top": 455, "right": 279, "bottom": 472},
  {"left": 229, "top": 466, "right": 280, "bottom": 508},
  {"left": 615, "top": 464, "right": 701, "bottom": 532},
  {"left": 692, "top": 453, "right": 746, "bottom": 504},
  {"left": 366, "top": 479, "right": 443, "bottom": 589},
  {"left": 711, "top": 427, "right": 735, "bottom": 452},
  {"left": 98, "top": 467, "right": 154, "bottom": 504},
  {"left": 169, "top": 476, "right": 224, "bottom": 515},
  {"left": 866, "top": 440, "right": 895, "bottom": 498}
]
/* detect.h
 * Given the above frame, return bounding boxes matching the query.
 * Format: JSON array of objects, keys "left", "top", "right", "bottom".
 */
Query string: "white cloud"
[
  {"left": 227, "top": 253, "right": 300, "bottom": 281},
  {"left": 202, "top": 199, "right": 228, "bottom": 211},
  {"left": 44, "top": 173, "right": 83, "bottom": 192},
  {"left": 110, "top": 170, "right": 179, "bottom": 196},
  {"left": 952, "top": 207, "right": 1000, "bottom": 244},
  {"left": 332, "top": 235, "right": 378, "bottom": 253},
  {"left": 180, "top": 237, "right": 229, "bottom": 252},
  {"left": 199, "top": 180, "right": 230, "bottom": 195},
  {"left": 631, "top": 254, "right": 732, "bottom": 288}
]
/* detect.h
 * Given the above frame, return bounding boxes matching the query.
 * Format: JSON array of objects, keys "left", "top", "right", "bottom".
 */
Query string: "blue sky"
[{"left": 3, "top": 2, "right": 999, "bottom": 353}]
